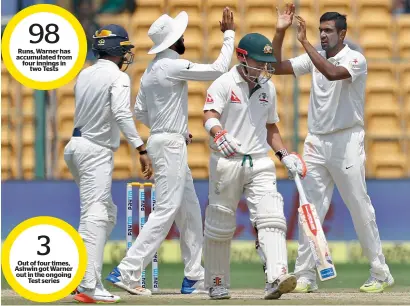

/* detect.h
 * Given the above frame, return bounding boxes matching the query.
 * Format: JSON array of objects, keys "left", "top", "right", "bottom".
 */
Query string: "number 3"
[{"left": 37, "top": 235, "right": 50, "bottom": 256}]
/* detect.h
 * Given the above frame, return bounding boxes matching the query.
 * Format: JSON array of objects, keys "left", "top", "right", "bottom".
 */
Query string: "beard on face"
[
  {"left": 321, "top": 34, "right": 339, "bottom": 51},
  {"left": 174, "top": 37, "right": 185, "bottom": 55},
  {"left": 117, "top": 57, "right": 124, "bottom": 69}
]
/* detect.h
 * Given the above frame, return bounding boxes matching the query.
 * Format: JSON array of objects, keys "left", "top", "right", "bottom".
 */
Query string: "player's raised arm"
[
  {"left": 167, "top": 7, "right": 236, "bottom": 81},
  {"left": 271, "top": 3, "right": 296, "bottom": 75}
]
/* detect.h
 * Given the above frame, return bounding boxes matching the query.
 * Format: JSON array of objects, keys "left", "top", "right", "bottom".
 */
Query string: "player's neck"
[
  {"left": 325, "top": 44, "right": 345, "bottom": 58},
  {"left": 237, "top": 66, "right": 257, "bottom": 90}
]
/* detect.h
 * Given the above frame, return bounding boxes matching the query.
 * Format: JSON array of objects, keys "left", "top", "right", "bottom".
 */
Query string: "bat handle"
[{"left": 294, "top": 175, "right": 309, "bottom": 205}]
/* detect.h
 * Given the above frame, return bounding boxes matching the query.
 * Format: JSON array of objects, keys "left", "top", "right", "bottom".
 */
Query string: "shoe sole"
[
  {"left": 264, "top": 275, "right": 298, "bottom": 300},
  {"left": 74, "top": 293, "right": 120, "bottom": 304},
  {"left": 279, "top": 275, "right": 297, "bottom": 294},
  {"left": 360, "top": 281, "right": 395, "bottom": 293},
  {"left": 182, "top": 289, "right": 208, "bottom": 295},
  {"left": 292, "top": 288, "right": 318, "bottom": 293},
  {"left": 210, "top": 295, "right": 231, "bottom": 300},
  {"left": 360, "top": 288, "right": 384, "bottom": 293},
  {"left": 111, "top": 282, "right": 152, "bottom": 296}
]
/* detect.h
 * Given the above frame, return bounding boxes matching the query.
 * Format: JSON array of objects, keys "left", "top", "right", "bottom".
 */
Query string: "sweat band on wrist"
[
  {"left": 204, "top": 117, "right": 222, "bottom": 134},
  {"left": 275, "top": 148, "right": 289, "bottom": 161}
]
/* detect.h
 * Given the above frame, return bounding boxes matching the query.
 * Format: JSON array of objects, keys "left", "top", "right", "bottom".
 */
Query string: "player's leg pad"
[
  {"left": 204, "top": 204, "right": 236, "bottom": 291},
  {"left": 254, "top": 193, "right": 288, "bottom": 283}
]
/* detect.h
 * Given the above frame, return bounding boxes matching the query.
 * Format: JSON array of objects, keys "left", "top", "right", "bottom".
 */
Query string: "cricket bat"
[{"left": 294, "top": 175, "right": 337, "bottom": 281}]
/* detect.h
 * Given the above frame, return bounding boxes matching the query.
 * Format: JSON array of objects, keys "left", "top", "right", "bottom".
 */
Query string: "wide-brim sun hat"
[{"left": 147, "top": 11, "right": 188, "bottom": 55}]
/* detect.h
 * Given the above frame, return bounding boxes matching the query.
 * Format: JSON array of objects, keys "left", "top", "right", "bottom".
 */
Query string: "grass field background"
[
  {"left": 2, "top": 262, "right": 410, "bottom": 305},
  {"left": 3, "top": 262, "right": 410, "bottom": 292},
  {"left": 99, "top": 262, "right": 410, "bottom": 291}
]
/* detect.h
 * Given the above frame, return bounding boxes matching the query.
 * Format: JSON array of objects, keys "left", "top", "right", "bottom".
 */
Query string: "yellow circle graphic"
[
  {"left": 1, "top": 216, "right": 87, "bottom": 303},
  {"left": 1, "top": 4, "right": 87, "bottom": 90}
]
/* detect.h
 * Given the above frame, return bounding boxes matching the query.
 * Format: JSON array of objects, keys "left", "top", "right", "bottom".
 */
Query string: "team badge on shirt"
[
  {"left": 206, "top": 93, "right": 214, "bottom": 104},
  {"left": 349, "top": 58, "right": 360, "bottom": 70},
  {"left": 230, "top": 91, "right": 241, "bottom": 103},
  {"left": 258, "top": 92, "right": 269, "bottom": 106}
]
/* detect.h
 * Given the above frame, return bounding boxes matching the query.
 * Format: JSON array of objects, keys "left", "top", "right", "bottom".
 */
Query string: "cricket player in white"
[
  {"left": 106, "top": 8, "right": 236, "bottom": 296},
  {"left": 271, "top": 6, "right": 394, "bottom": 293},
  {"left": 202, "top": 32, "right": 307, "bottom": 300},
  {"left": 64, "top": 25, "right": 152, "bottom": 303}
]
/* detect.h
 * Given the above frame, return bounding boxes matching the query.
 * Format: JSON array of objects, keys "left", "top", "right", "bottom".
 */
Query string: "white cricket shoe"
[
  {"left": 209, "top": 286, "right": 231, "bottom": 300},
  {"left": 105, "top": 267, "right": 152, "bottom": 296},
  {"left": 74, "top": 286, "right": 121, "bottom": 303}
]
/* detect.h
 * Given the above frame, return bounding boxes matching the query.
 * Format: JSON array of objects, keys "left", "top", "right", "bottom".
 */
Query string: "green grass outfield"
[{"left": 2, "top": 263, "right": 410, "bottom": 305}]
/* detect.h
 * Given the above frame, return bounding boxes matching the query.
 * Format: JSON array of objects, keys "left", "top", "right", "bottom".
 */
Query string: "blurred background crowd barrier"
[{"left": 2, "top": 0, "right": 410, "bottom": 180}]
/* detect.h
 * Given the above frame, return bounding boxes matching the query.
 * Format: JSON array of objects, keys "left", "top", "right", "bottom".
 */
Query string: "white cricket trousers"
[
  {"left": 118, "top": 133, "right": 204, "bottom": 288},
  {"left": 294, "top": 125, "right": 391, "bottom": 282},
  {"left": 64, "top": 137, "right": 117, "bottom": 290},
  {"left": 204, "top": 153, "right": 289, "bottom": 289}
]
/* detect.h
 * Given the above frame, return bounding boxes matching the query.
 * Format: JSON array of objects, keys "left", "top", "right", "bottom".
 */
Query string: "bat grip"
[{"left": 295, "top": 175, "right": 309, "bottom": 205}]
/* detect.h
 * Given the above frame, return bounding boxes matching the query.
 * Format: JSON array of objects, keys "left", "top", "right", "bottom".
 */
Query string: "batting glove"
[
  {"left": 214, "top": 130, "right": 242, "bottom": 158},
  {"left": 281, "top": 152, "right": 307, "bottom": 180}
]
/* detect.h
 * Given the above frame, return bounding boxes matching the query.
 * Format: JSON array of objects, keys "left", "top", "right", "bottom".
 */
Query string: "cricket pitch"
[{"left": 2, "top": 288, "right": 410, "bottom": 305}]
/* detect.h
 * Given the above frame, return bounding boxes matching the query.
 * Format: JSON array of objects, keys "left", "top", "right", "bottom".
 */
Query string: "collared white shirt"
[
  {"left": 73, "top": 59, "right": 144, "bottom": 151},
  {"left": 204, "top": 65, "right": 279, "bottom": 155},
  {"left": 134, "top": 30, "right": 235, "bottom": 136},
  {"left": 289, "top": 44, "right": 367, "bottom": 135}
]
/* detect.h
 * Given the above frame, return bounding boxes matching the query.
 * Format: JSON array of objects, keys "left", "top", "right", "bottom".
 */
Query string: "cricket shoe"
[
  {"left": 73, "top": 287, "right": 121, "bottom": 303},
  {"left": 264, "top": 274, "right": 297, "bottom": 299},
  {"left": 359, "top": 275, "right": 395, "bottom": 293},
  {"left": 209, "top": 286, "right": 231, "bottom": 300},
  {"left": 180, "top": 277, "right": 207, "bottom": 294},
  {"left": 292, "top": 277, "right": 319, "bottom": 293},
  {"left": 105, "top": 267, "right": 151, "bottom": 296}
]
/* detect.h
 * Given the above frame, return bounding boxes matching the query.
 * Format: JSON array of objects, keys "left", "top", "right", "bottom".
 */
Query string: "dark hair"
[{"left": 320, "top": 12, "right": 347, "bottom": 32}]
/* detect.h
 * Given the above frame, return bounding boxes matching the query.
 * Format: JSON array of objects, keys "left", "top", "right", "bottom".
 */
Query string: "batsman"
[{"left": 202, "top": 33, "right": 306, "bottom": 300}]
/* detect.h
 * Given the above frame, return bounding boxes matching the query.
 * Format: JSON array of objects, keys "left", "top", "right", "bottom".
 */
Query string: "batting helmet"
[
  {"left": 92, "top": 24, "right": 134, "bottom": 69},
  {"left": 237, "top": 33, "right": 277, "bottom": 63},
  {"left": 236, "top": 33, "right": 277, "bottom": 85}
]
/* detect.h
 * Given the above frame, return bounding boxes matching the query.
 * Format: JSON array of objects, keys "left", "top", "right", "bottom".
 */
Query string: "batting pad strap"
[
  {"left": 204, "top": 117, "right": 222, "bottom": 134},
  {"left": 204, "top": 205, "right": 236, "bottom": 241},
  {"left": 255, "top": 215, "right": 287, "bottom": 232}
]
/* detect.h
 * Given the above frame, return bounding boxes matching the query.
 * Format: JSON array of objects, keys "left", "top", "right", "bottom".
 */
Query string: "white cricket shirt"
[
  {"left": 289, "top": 44, "right": 367, "bottom": 134},
  {"left": 73, "top": 59, "right": 144, "bottom": 151},
  {"left": 134, "top": 30, "right": 235, "bottom": 137},
  {"left": 203, "top": 65, "right": 279, "bottom": 155}
]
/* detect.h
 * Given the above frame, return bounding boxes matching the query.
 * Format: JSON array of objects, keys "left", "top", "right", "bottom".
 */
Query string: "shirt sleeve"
[
  {"left": 203, "top": 78, "right": 228, "bottom": 115},
  {"left": 267, "top": 83, "right": 280, "bottom": 124},
  {"left": 338, "top": 53, "right": 367, "bottom": 82},
  {"left": 289, "top": 53, "right": 313, "bottom": 77},
  {"left": 110, "top": 73, "right": 144, "bottom": 149},
  {"left": 166, "top": 30, "right": 235, "bottom": 81},
  {"left": 134, "top": 78, "right": 149, "bottom": 127}
]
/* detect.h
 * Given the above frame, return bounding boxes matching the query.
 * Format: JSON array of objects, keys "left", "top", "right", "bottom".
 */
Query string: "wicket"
[{"left": 126, "top": 182, "right": 159, "bottom": 292}]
